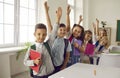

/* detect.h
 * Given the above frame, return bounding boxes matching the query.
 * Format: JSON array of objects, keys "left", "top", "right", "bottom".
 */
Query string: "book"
[
  {"left": 73, "top": 39, "right": 82, "bottom": 56},
  {"left": 29, "top": 49, "right": 41, "bottom": 73},
  {"left": 85, "top": 43, "right": 94, "bottom": 56}
]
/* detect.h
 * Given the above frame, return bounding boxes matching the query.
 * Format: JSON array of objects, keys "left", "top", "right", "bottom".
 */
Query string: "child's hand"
[
  {"left": 73, "top": 42, "right": 79, "bottom": 48},
  {"left": 60, "top": 65, "right": 66, "bottom": 70},
  {"left": 79, "top": 15, "right": 83, "bottom": 22},
  {"left": 44, "top": 1, "right": 49, "bottom": 12},
  {"left": 92, "top": 22, "right": 96, "bottom": 29},
  {"left": 56, "top": 7, "right": 62, "bottom": 22},
  {"left": 33, "top": 58, "right": 42, "bottom": 65},
  {"left": 96, "top": 18, "right": 99, "bottom": 24},
  {"left": 67, "top": 5, "right": 71, "bottom": 15}
]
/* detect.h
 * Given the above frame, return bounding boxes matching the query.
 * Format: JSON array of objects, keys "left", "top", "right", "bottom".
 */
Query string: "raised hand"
[
  {"left": 79, "top": 15, "right": 83, "bottom": 22},
  {"left": 67, "top": 5, "right": 71, "bottom": 15},
  {"left": 56, "top": 7, "right": 62, "bottom": 23},
  {"left": 44, "top": 1, "right": 49, "bottom": 13},
  {"left": 78, "top": 15, "right": 83, "bottom": 25},
  {"left": 92, "top": 22, "right": 96, "bottom": 29},
  {"left": 96, "top": 18, "right": 99, "bottom": 24}
]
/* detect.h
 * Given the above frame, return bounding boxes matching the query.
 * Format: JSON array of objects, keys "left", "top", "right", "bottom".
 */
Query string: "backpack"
[
  {"left": 63, "top": 39, "right": 69, "bottom": 59},
  {"left": 29, "top": 42, "right": 52, "bottom": 77}
]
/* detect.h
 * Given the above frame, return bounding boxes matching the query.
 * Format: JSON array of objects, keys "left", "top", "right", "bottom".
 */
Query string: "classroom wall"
[
  {"left": 38, "top": 0, "right": 67, "bottom": 26},
  {"left": 38, "top": 0, "right": 120, "bottom": 45},
  {"left": 83, "top": 0, "right": 120, "bottom": 45}
]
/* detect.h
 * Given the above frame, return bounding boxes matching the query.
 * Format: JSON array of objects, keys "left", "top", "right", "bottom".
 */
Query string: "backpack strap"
[
  {"left": 44, "top": 42, "right": 54, "bottom": 63},
  {"left": 31, "top": 44, "right": 36, "bottom": 50},
  {"left": 64, "top": 39, "right": 69, "bottom": 59},
  {"left": 69, "top": 35, "right": 73, "bottom": 43},
  {"left": 95, "top": 41, "right": 104, "bottom": 52},
  {"left": 43, "top": 42, "right": 52, "bottom": 57}
]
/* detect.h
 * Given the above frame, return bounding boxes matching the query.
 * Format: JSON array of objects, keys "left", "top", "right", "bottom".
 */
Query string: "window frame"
[{"left": 0, "top": 0, "right": 38, "bottom": 48}]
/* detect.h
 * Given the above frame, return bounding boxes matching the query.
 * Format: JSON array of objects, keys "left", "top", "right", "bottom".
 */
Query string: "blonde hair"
[{"left": 100, "top": 36, "right": 109, "bottom": 48}]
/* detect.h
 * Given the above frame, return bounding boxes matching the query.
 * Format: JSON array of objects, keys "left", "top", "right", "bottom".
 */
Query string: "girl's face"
[
  {"left": 34, "top": 29, "right": 47, "bottom": 43},
  {"left": 72, "top": 26, "right": 82, "bottom": 38},
  {"left": 99, "top": 30, "right": 106, "bottom": 37},
  {"left": 84, "top": 32, "right": 92, "bottom": 41},
  {"left": 57, "top": 27, "right": 66, "bottom": 38},
  {"left": 100, "top": 36, "right": 108, "bottom": 46}
]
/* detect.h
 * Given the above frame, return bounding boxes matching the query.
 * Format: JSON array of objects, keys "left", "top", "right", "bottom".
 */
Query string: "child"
[
  {"left": 94, "top": 36, "right": 109, "bottom": 65},
  {"left": 79, "top": 30, "right": 94, "bottom": 64},
  {"left": 24, "top": 23, "right": 54, "bottom": 78},
  {"left": 66, "top": 5, "right": 84, "bottom": 66},
  {"left": 44, "top": 2, "right": 72, "bottom": 73},
  {"left": 92, "top": 18, "right": 107, "bottom": 43}
]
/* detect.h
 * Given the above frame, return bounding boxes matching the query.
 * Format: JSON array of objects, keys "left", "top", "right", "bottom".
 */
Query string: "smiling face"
[
  {"left": 34, "top": 28, "right": 47, "bottom": 43},
  {"left": 72, "top": 26, "right": 82, "bottom": 38},
  {"left": 99, "top": 29, "right": 107, "bottom": 37},
  {"left": 99, "top": 36, "right": 108, "bottom": 46},
  {"left": 57, "top": 27, "right": 66, "bottom": 38},
  {"left": 84, "top": 32, "right": 92, "bottom": 41}
]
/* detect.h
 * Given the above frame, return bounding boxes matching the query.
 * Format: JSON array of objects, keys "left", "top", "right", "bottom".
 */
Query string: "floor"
[{"left": 11, "top": 71, "right": 32, "bottom": 78}]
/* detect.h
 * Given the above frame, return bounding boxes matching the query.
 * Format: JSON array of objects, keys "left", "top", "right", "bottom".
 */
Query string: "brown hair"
[{"left": 35, "top": 23, "right": 47, "bottom": 32}]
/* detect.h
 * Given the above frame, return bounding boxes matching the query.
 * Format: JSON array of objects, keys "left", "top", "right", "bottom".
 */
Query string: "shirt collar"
[
  {"left": 56, "top": 36, "right": 64, "bottom": 40},
  {"left": 35, "top": 42, "right": 43, "bottom": 47}
]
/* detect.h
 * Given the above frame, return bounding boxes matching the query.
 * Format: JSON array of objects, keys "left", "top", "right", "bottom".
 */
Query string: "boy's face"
[
  {"left": 34, "top": 29, "right": 47, "bottom": 43},
  {"left": 57, "top": 27, "right": 66, "bottom": 38}
]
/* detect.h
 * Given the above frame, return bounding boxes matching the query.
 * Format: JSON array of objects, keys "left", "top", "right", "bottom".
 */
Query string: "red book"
[{"left": 29, "top": 49, "right": 41, "bottom": 73}]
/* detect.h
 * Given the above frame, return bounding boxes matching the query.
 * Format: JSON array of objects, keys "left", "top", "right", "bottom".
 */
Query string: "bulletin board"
[{"left": 116, "top": 20, "right": 120, "bottom": 41}]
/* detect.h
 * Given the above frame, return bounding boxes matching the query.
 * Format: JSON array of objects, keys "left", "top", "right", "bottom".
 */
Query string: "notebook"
[
  {"left": 73, "top": 39, "right": 82, "bottom": 56},
  {"left": 85, "top": 43, "right": 94, "bottom": 56},
  {"left": 29, "top": 49, "right": 41, "bottom": 73}
]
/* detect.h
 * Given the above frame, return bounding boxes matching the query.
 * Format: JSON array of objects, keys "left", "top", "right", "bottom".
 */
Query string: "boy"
[
  {"left": 44, "top": 2, "right": 72, "bottom": 73},
  {"left": 24, "top": 23, "right": 54, "bottom": 78}
]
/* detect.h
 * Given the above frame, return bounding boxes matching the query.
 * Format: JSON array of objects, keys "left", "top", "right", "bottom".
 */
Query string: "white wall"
[
  {"left": 38, "top": 0, "right": 67, "bottom": 26},
  {"left": 83, "top": 0, "right": 120, "bottom": 45},
  {"left": 0, "top": 52, "right": 28, "bottom": 78},
  {"left": 10, "top": 53, "right": 28, "bottom": 75}
]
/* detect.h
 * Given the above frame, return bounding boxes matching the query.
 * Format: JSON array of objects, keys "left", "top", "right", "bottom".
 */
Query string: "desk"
[
  {"left": 99, "top": 53, "right": 120, "bottom": 68},
  {"left": 49, "top": 63, "right": 120, "bottom": 78}
]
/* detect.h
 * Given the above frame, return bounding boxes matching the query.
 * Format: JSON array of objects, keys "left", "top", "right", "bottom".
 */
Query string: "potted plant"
[
  {"left": 16, "top": 42, "right": 32, "bottom": 60},
  {"left": 101, "top": 21, "right": 107, "bottom": 28}
]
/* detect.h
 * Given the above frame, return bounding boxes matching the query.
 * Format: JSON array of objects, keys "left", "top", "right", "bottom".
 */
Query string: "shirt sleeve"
[
  {"left": 66, "top": 41, "right": 72, "bottom": 52},
  {"left": 48, "top": 23, "right": 59, "bottom": 46},
  {"left": 23, "top": 47, "right": 34, "bottom": 66}
]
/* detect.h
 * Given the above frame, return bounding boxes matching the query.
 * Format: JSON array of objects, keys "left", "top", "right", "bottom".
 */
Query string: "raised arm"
[
  {"left": 44, "top": 1, "right": 52, "bottom": 33},
  {"left": 78, "top": 15, "right": 83, "bottom": 25},
  {"left": 48, "top": 7, "right": 62, "bottom": 46},
  {"left": 92, "top": 22, "right": 96, "bottom": 35},
  {"left": 66, "top": 5, "right": 71, "bottom": 32},
  {"left": 56, "top": 7, "right": 62, "bottom": 24},
  {"left": 96, "top": 18, "right": 99, "bottom": 36}
]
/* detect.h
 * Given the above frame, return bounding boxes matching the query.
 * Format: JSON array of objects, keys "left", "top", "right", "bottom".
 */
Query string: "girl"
[
  {"left": 79, "top": 30, "right": 94, "bottom": 64},
  {"left": 66, "top": 5, "right": 84, "bottom": 66},
  {"left": 94, "top": 36, "right": 109, "bottom": 65},
  {"left": 92, "top": 19, "right": 107, "bottom": 43}
]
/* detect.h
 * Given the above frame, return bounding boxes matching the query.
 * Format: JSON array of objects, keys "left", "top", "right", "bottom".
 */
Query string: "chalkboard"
[{"left": 116, "top": 20, "right": 120, "bottom": 41}]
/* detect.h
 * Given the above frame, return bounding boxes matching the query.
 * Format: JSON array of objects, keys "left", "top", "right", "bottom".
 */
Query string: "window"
[
  {"left": 20, "top": 0, "right": 36, "bottom": 43},
  {"left": 0, "top": 0, "right": 37, "bottom": 47},
  {"left": 67, "top": 0, "right": 83, "bottom": 27}
]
